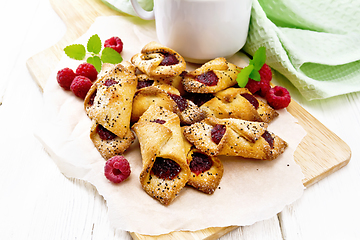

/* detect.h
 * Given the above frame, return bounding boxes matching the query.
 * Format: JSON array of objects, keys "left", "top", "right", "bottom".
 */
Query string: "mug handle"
[{"left": 130, "top": 0, "right": 155, "bottom": 20}]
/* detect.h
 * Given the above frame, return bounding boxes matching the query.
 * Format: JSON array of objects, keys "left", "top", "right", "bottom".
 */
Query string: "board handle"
[{"left": 130, "top": 0, "right": 155, "bottom": 20}]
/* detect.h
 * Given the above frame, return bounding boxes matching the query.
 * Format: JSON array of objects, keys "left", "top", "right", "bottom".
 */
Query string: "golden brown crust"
[
  {"left": 89, "top": 121, "right": 135, "bottom": 160},
  {"left": 131, "top": 86, "right": 179, "bottom": 123},
  {"left": 131, "top": 41, "right": 186, "bottom": 78},
  {"left": 131, "top": 85, "right": 205, "bottom": 125},
  {"left": 184, "top": 142, "right": 224, "bottom": 194},
  {"left": 84, "top": 62, "right": 138, "bottom": 138},
  {"left": 257, "top": 99, "right": 279, "bottom": 123},
  {"left": 132, "top": 105, "right": 191, "bottom": 205},
  {"left": 182, "top": 57, "right": 241, "bottom": 93},
  {"left": 179, "top": 99, "right": 206, "bottom": 125},
  {"left": 136, "top": 73, "right": 186, "bottom": 96},
  {"left": 183, "top": 117, "right": 287, "bottom": 160},
  {"left": 200, "top": 87, "right": 278, "bottom": 123}
]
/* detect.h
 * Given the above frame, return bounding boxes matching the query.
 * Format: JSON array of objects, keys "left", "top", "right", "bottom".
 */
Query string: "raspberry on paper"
[
  {"left": 75, "top": 63, "right": 98, "bottom": 82},
  {"left": 258, "top": 63, "right": 272, "bottom": 82},
  {"left": 104, "top": 36, "right": 123, "bottom": 54},
  {"left": 104, "top": 156, "right": 131, "bottom": 183},
  {"left": 245, "top": 79, "right": 261, "bottom": 94},
  {"left": 266, "top": 86, "right": 291, "bottom": 110},
  {"left": 245, "top": 63, "right": 273, "bottom": 96},
  {"left": 57, "top": 68, "right": 76, "bottom": 90},
  {"left": 70, "top": 76, "right": 93, "bottom": 99}
]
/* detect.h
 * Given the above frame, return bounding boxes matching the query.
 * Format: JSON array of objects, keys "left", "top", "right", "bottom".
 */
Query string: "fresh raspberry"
[
  {"left": 104, "top": 156, "right": 131, "bottom": 183},
  {"left": 245, "top": 64, "right": 272, "bottom": 95},
  {"left": 258, "top": 63, "right": 272, "bottom": 82},
  {"left": 258, "top": 80, "right": 271, "bottom": 98},
  {"left": 56, "top": 67, "right": 76, "bottom": 90},
  {"left": 75, "top": 63, "right": 98, "bottom": 82},
  {"left": 266, "top": 86, "right": 291, "bottom": 109},
  {"left": 104, "top": 36, "right": 123, "bottom": 54},
  {"left": 245, "top": 79, "right": 261, "bottom": 94},
  {"left": 70, "top": 76, "right": 93, "bottom": 99}
]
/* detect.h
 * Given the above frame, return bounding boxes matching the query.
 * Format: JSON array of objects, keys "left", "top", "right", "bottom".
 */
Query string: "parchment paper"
[{"left": 35, "top": 16, "right": 306, "bottom": 235}]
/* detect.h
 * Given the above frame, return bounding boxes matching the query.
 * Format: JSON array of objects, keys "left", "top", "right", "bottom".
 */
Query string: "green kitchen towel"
[{"left": 102, "top": 0, "right": 360, "bottom": 100}]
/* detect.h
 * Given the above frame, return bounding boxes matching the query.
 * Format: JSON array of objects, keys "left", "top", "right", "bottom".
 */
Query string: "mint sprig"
[
  {"left": 64, "top": 34, "right": 123, "bottom": 72},
  {"left": 236, "top": 47, "right": 266, "bottom": 88}
]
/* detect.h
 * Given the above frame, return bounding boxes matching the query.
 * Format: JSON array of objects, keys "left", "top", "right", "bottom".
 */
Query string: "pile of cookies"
[{"left": 83, "top": 41, "right": 287, "bottom": 205}]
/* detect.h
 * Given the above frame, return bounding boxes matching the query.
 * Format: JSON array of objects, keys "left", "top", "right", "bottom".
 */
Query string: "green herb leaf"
[
  {"left": 101, "top": 47, "right": 123, "bottom": 64},
  {"left": 87, "top": 56, "right": 102, "bottom": 73},
  {"left": 249, "top": 69, "right": 261, "bottom": 81},
  {"left": 249, "top": 46, "right": 266, "bottom": 71},
  {"left": 236, "top": 65, "right": 254, "bottom": 88},
  {"left": 87, "top": 34, "right": 102, "bottom": 55},
  {"left": 64, "top": 44, "right": 86, "bottom": 60}
]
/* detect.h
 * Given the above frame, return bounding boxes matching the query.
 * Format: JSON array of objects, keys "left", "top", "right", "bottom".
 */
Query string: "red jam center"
[
  {"left": 88, "top": 89, "right": 97, "bottom": 106},
  {"left": 159, "top": 53, "right": 179, "bottom": 66},
  {"left": 96, "top": 124, "right": 117, "bottom": 140},
  {"left": 151, "top": 157, "right": 181, "bottom": 180},
  {"left": 241, "top": 93, "right": 259, "bottom": 109},
  {"left": 104, "top": 79, "right": 117, "bottom": 86},
  {"left": 195, "top": 71, "right": 218, "bottom": 86},
  {"left": 150, "top": 119, "right": 166, "bottom": 124},
  {"left": 168, "top": 93, "right": 188, "bottom": 111},
  {"left": 262, "top": 131, "right": 274, "bottom": 148},
  {"left": 211, "top": 124, "right": 226, "bottom": 144},
  {"left": 137, "top": 80, "right": 154, "bottom": 89},
  {"left": 183, "top": 92, "right": 214, "bottom": 107},
  {"left": 189, "top": 152, "right": 213, "bottom": 175}
]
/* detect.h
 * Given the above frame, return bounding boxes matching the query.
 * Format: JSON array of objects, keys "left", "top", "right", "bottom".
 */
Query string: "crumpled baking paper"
[{"left": 35, "top": 16, "right": 306, "bottom": 235}]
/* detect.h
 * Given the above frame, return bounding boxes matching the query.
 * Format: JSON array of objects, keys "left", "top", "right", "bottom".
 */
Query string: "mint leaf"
[
  {"left": 64, "top": 44, "right": 86, "bottom": 60},
  {"left": 236, "top": 65, "right": 254, "bottom": 88},
  {"left": 101, "top": 47, "right": 123, "bottom": 64},
  {"left": 87, "top": 56, "right": 102, "bottom": 73},
  {"left": 250, "top": 46, "right": 266, "bottom": 71},
  {"left": 87, "top": 34, "right": 102, "bottom": 54},
  {"left": 249, "top": 69, "right": 261, "bottom": 81}
]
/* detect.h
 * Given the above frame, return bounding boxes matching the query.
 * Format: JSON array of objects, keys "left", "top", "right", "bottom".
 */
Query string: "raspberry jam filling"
[
  {"left": 150, "top": 119, "right": 166, "bottom": 124},
  {"left": 159, "top": 52, "right": 179, "bottom": 66},
  {"left": 211, "top": 124, "right": 226, "bottom": 144},
  {"left": 262, "top": 131, "right": 274, "bottom": 148},
  {"left": 104, "top": 79, "right": 118, "bottom": 86},
  {"left": 183, "top": 92, "right": 214, "bottom": 107},
  {"left": 241, "top": 93, "right": 259, "bottom": 109},
  {"left": 195, "top": 71, "right": 218, "bottom": 86},
  {"left": 137, "top": 80, "right": 154, "bottom": 89},
  {"left": 88, "top": 89, "right": 97, "bottom": 106},
  {"left": 96, "top": 124, "right": 117, "bottom": 140},
  {"left": 151, "top": 157, "right": 181, "bottom": 180},
  {"left": 189, "top": 152, "right": 213, "bottom": 175},
  {"left": 168, "top": 93, "right": 188, "bottom": 111}
]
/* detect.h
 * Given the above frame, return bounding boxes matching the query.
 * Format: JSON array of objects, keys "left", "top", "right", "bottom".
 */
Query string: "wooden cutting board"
[{"left": 26, "top": 0, "right": 351, "bottom": 239}]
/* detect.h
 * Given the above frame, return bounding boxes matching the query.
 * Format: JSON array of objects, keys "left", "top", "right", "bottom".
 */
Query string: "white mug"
[{"left": 130, "top": 0, "right": 252, "bottom": 63}]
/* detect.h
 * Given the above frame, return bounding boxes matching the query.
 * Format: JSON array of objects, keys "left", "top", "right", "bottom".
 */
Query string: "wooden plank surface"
[{"left": 26, "top": 0, "right": 351, "bottom": 239}]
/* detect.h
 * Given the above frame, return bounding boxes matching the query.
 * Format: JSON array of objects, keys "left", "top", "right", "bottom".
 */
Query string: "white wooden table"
[{"left": 1, "top": 0, "right": 359, "bottom": 239}]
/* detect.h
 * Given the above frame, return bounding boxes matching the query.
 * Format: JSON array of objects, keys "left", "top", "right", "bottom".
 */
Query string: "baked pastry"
[
  {"left": 136, "top": 73, "right": 185, "bottom": 96},
  {"left": 200, "top": 87, "right": 278, "bottom": 123},
  {"left": 182, "top": 57, "right": 240, "bottom": 93},
  {"left": 89, "top": 121, "right": 135, "bottom": 160},
  {"left": 183, "top": 138, "right": 224, "bottom": 194},
  {"left": 84, "top": 62, "right": 137, "bottom": 138},
  {"left": 183, "top": 117, "right": 287, "bottom": 160},
  {"left": 131, "top": 85, "right": 205, "bottom": 125},
  {"left": 131, "top": 41, "right": 186, "bottom": 78},
  {"left": 132, "top": 104, "right": 191, "bottom": 205},
  {"left": 131, "top": 86, "right": 178, "bottom": 123}
]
